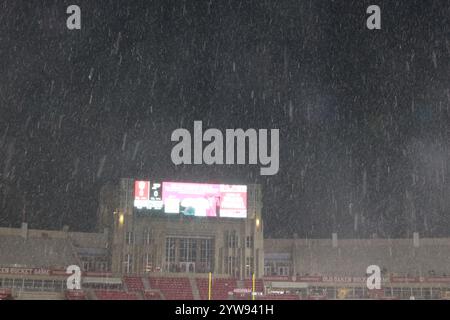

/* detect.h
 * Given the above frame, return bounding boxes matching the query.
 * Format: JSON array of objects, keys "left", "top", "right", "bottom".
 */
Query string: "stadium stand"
[
  {"left": 65, "top": 290, "right": 86, "bottom": 300},
  {"left": 94, "top": 290, "right": 139, "bottom": 300},
  {"left": 123, "top": 276, "right": 145, "bottom": 292},
  {"left": 243, "top": 279, "right": 264, "bottom": 293},
  {"left": 0, "top": 289, "right": 13, "bottom": 300},
  {"left": 143, "top": 290, "right": 163, "bottom": 300},
  {"left": 196, "top": 278, "right": 236, "bottom": 300},
  {"left": 148, "top": 277, "right": 194, "bottom": 300},
  {"left": 2, "top": 220, "right": 450, "bottom": 300},
  {"left": 260, "top": 294, "right": 299, "bottom": 300}
]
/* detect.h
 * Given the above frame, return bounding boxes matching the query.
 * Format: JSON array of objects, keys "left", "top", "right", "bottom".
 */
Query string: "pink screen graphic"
[{"left": 162, "top": 182, "right": 247, "bottom": 218}]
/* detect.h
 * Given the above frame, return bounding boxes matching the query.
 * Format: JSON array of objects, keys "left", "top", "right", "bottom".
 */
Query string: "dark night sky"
[{"left": 0, "top": 0, "right": 449, "bottom": 238}]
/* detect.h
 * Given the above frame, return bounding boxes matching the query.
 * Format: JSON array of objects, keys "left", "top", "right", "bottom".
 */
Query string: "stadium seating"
[
  {"left": 65, "top": 290, "right": 86, "bottom": 300},
  {"left": 124, "top": 276, "right": 145, "bottom": 292},
  {"left": 196, "top": 278, "right": 236, "bottom": 300},
  {"left": 0, "top": 289, "right": 13, "bottom": 300},
  {"left": 94, "top": 290, "right": 139, "bottom": 300},
  {"left": 260, "top": 294, "right": 299, "bottom": 300},
  {"left": 148, "top": 277, "right": 194, "bottom": 300},
  {"left": 144, "top": 290, "right": 163, "bottom": 300},
  {"left": 243, "top": 279, "right": 264, "bottom": 293}
]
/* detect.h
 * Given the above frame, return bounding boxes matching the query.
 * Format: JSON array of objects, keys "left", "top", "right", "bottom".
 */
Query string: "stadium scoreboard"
[{"left": 133, "top": 180, "right": 247, "bottom": 219}]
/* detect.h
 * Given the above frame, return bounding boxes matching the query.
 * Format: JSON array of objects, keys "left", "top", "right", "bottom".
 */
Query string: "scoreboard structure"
[
  {"left": 98, "top": 178, "right": 264, "bottom": 279},
  {"left": 133, "top": 180, "right": 247, "bottom": 219}
]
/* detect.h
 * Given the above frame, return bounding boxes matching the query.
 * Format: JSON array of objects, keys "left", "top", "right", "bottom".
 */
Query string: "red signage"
[
  {"left": 425, "top": 277, "right": 450, "bottom": 283},
  {"left": 390, "top": 276, "right": 421, "bottom": 283},
  {"left": 134, "top": 181, "right": 150, "bottom": 201},
  {"left": 296, "top": 276, "right": 323, "bottom": 282},
  {"left": 0, "top": 267, "right": 114, "bottom": 278},
  {"left": 0, "top": 267, "right": 50, "bottom": 276},
  {"left": 323, "top": 276, "right": 366, "bottom": 283},
  {"left": 263, "top": 276, "right": 290, "bottom": 281}
]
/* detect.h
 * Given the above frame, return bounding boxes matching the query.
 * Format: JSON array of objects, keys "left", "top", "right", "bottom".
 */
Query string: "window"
[
  {"left": 355, "top": 287, "right": 364, "bottom": 298},
  {"left": 264, "top": 265, "right": 271, "bottom": 276},
  {"left": 143, "top": 228, "right": 151, "bottom": 245},
  {"left": 180, "top": 238, "right": 197, "bottom": 262},
  {"left": 245, "top": 257, "right": 254, "bottom": 277},
  {"left": 180, "top": 239, "right": 187, "bottom": 262},
  {"left": 98, "top": 262, "right": 107, "bottom": 272},
  {"left": 200, "top": 239, "right": 211, "bottom": 262},
  {"left": 24, "top": 279, "right": 35, "bottom": 290},
  {"left": 423, "top": 288, "right": 431, "bottom": 299},
  {"left": 43, "top": 280, "right": 55, "bottom": 291},
  {"left": 246, "top": 236, "right": 254, "bottom": 248},
  {"left": 412, "top": 288, "right": 422, "bottom": 298},
  {"left": 279, "top": 266, "right": 289, "bottom": 276},
  {"left": 3, "top": 278, "right": 13, "bottom": 288},
  {"left": 227, "top": 231, "right": 238, "bottom": 248},
  {"left": 126, "top": 231, "right": 134, "bottom": 245},
  {"left": 227, "top": 256, "right": 233, "bottom": 274},
  {"left": 165, "top": 237, "right": 176, "bottom": 263},
  {"left": 190, "top": 239, "right": 197, "bottom": 261},
  {"left": 226, "top": 255, "right": 240, "bottom": 277},
  {"left": 124, "top": 254, "right": 133, "bottom": 273},
  {"left": 199, "top": 238, "right": 213, "bottom": 272},
  {"left": 143, "top": 253, "right": 152, "bottom": 273}
]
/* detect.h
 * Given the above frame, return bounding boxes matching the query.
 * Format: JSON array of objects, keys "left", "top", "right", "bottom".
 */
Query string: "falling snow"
[{"left": 0, "top": 0, "right": 449, "bottom": 239}]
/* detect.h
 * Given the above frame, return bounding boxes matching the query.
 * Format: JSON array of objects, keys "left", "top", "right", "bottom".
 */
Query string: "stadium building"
[
  {"left": 98, "top": 178, "right": 264, "bottom": 278},
  {"left": 1, "top": 178, "right": 450, "bottom": 300}
]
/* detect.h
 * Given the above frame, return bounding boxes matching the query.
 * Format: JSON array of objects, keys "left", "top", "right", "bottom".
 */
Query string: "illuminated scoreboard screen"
[{"left": 134, "top": 181, "right": 247, "bottom": 218}]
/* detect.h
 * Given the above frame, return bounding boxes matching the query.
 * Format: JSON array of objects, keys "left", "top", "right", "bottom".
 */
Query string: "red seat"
[
  {"left": 94, "top": 290, "right": 138, "bottom": 300},
  {"left": 124, "top": 276, "right": 145, "bottom": 292},
  {"left": 0, "top": 294, "right": 12, "bottom": 300},
  {"left": 196, "top": 278, "right": 237, "bottom": 300},
  {"left": 144, "top": 290, "right": 163, "bottom": 300},
  {"left": 243, "top": 279, "right": 264, "bottom": 293},
  {"left": 66, "top": 290, "right": 86, "bottom": 300},
  {"left": 0, "top": 289, "right": 12, "bottom": 300},
  {"left": 148, "top": 277, "right": 194, "bottom": 300}
]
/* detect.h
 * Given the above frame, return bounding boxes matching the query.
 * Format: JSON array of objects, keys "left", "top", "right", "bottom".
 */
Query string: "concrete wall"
[{"left": 264, "top": 237, "right": 450, "bottom": 277}]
